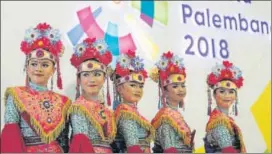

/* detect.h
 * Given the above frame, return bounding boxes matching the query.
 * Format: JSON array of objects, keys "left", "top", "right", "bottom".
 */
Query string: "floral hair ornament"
[
  {"left": 20, "top": 22, "right": 64, "bottom": 89},
  {"left": 149, "top": 51, "right": 186, "bottom": 109},
  {"left": 114, "top": 50, "right": 148, "bottom": 85},
  {"left": 111, "top": 50, "right": 148, "bottom": 109},
  {"left": 206, "top": 60, "right": 244, "bottom": 116},
  {"left": 70, "top": 37, "right": 113, "bottom": 106}
]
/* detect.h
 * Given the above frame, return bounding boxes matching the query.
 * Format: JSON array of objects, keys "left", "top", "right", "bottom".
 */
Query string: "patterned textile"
[
  {"left": 204, "top": 109, "right": 246, "bottom": 153},
  {"left": 3, "top": 82, "right": 71, "bottom": 152},
  {"left": 113, "top": 103, "right": 155, "bottom": 152},
  {"left": 68, "top": 95, "right": 116, "bottom": 152},
  {"left": 151, "top": 107, "right": 193, "bottom": 152}
]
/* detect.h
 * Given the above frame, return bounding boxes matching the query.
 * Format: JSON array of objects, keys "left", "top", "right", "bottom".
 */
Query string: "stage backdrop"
[{"left": 1, "top": 1, "right": 271, "bottom": 153}]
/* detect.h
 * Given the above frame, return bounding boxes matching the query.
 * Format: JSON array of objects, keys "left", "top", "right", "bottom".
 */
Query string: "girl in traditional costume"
[
  {"left": 149, "top": 51, "right": 195, "bottom": 153},
  {"left": 1, "top": 22, "right": 71, "bottom": 153},
  {"left": 204, "top": 60, "right": 246, "bottom": 153},
  {"left": 110, "top": 50, "right": 155, "bottom": 153},
  {"left": 68, "top": 37, "right": 116, "bottom": 153}
]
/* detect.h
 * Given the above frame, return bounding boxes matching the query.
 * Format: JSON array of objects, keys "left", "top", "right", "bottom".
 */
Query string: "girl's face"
[
  {"left": 118, "top": 81, "right": 144, "bottom": 103},
  {"left": 165, "top": 82, "right": 186, "bottom": 104},
  {"left": 214, "top": 87, "right": 237, "bottom": 109},
  {"left": 79, "top": 70, "right": 105, "bottom": 96},
  {"left": 26, "top": 59, "right": 55, "bottom": 87}
]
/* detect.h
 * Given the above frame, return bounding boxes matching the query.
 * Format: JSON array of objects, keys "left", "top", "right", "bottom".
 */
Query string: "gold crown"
[
  {"left": 149, "top": 67, "right": 185, "bottom": 85},
  {"left": 79, "top": 60, "right": 107, "bottom": 74},
  {"left": 28, "top": 49, "right": 56, "bottom": 62},
  {"left": 214, "top": 80, "right": 237, "bottom": 90},
  {"left": 116, "top": 72, "right": 145, "bottom": 85},
  {"left": 164, "top": 74, "right": 185, "bottom": 85}
]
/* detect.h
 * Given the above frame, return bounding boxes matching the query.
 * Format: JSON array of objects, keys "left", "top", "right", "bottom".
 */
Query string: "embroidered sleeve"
[
  {"left": 212, "top": 125, "right": 233, "bottom": 148},
  {"left": 158, "top": 123, "right": 177, "bottom": 149},
  {"left": 70, "top": 113, "right": 89, "bottom": 137},
  {"left": 70, "top": 113, "right": 101, "bottom": 141},
  {"left": 4, "top": 95, "right": 20, "bottom": 124},
  {"left": 119, "top": 119, "right": 139, "bottom": 146}
]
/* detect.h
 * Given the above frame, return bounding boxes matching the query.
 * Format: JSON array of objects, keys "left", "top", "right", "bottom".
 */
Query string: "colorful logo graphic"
[
  {"left": 67, "top": 1, "right": 167, "bottom": 67},
  {"left": 131, "top": 1, "right": 168, "bottom": 27},
  {"left": 67, "top": 6, "right": 136, "bottom": 57}
]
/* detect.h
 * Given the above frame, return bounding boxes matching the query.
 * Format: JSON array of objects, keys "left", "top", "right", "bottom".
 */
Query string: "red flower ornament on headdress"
[
  {"left": 70, "top": 37, "right": 113, "bottom": 106},
  {"left": 21, "top": 22, "right": 64, "bottom": 57},
  {"left": 207, "top": 60, "right": 243, "bottom": 89},
  {"left": 150, "top": 51, "right": 186, "bottom": 83},
  {"left": 115, "top": 50, "right": 148, "bottom": 79},
  {"left": 70, "top": 38, "right": 112, "bottom": 69},
  {"left": 20, "top": 22, "right": 64, "bottom": 89},
  {"left": 149, "top": 51, "right": 187, "bottom": 109},
  {"left": 206, "top": 60, "right": 244, "bottom": 116}
]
